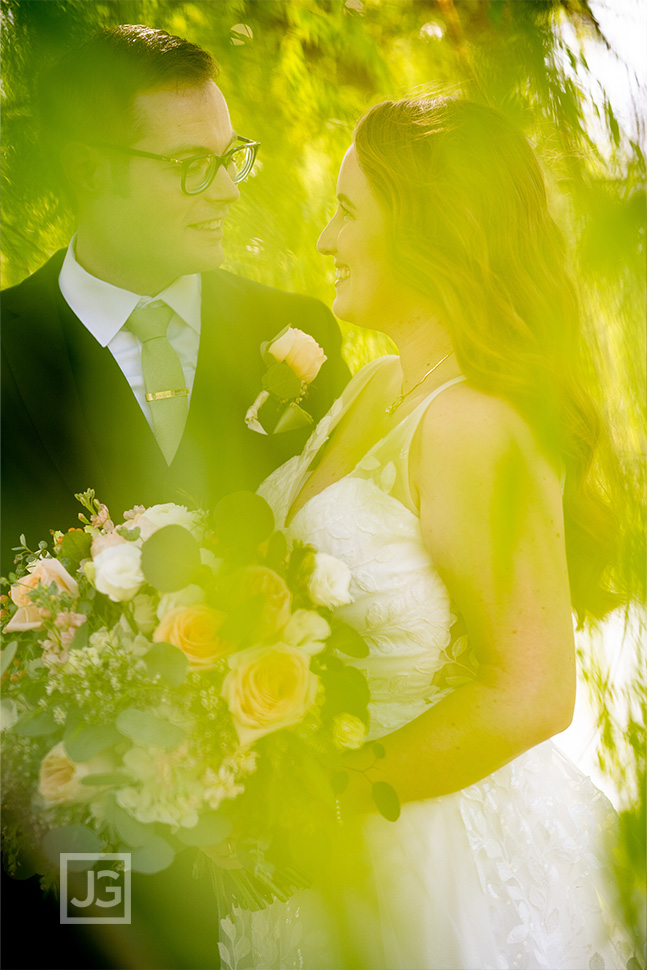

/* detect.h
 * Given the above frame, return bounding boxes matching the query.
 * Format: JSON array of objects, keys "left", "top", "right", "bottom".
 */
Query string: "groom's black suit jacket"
[
  {"left": 1, "top": 250, "right": 349, "bottom": 969},
  {"left": 1, "top": 249, "right": 350, "bottom": 569}
]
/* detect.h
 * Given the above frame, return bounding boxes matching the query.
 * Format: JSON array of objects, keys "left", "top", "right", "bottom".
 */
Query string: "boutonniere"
[{"left": 245, "top": 326, "right": 327, "bottom": 435}]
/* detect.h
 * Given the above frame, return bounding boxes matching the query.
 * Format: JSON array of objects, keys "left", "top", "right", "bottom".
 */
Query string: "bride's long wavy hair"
[{"left": 354, "top": 97, "right": 625, "bottom": 625}]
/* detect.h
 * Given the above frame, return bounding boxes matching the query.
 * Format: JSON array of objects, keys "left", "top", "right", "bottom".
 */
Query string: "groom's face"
[{"left": 96, "top": 81, "right": 240, "bottom": 293}]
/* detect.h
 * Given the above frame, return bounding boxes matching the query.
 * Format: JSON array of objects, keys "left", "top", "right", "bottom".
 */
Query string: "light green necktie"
[{"left": 126, "top": 302, "right": 189, "bottom": 464}]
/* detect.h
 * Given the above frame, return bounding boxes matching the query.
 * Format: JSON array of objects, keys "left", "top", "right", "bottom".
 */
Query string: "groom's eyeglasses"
[{"left": 93, "top": 135, "right": 260, "bottom": 194}]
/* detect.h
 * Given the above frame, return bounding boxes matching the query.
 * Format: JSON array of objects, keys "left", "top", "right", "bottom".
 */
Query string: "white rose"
[
  {"left": 283, "top": 609, "right": 330, "bottom": 655},
  {"left": 308, "top": 553, "right": 353, "bottom": 608},
  {"left": 156, "top": 584, "right": 205, "bottom": 621},
  {"left": 332, "top": 713, "right": 367, "bottom": 750},
  {"left": 135, "top": 503, "right": 203, "bottom": 540},
  {"left": 130, "top": 593, "right": 158, "bottom": 633},
  {"left": 38, "top": 742, "right": 113, "bottom": 805},
  {"left": 0, "top": 699, "right": 19, "bottom": 732},
  {"left": 93, "top": 544, "right": 144, "bottom": 602},
  {"left": 267, "top": 327, "right": 327, "bottom": 384}
]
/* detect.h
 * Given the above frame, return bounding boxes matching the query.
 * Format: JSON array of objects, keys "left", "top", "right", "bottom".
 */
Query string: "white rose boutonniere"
[
  {"left": 308, "top": 553, "right": 353, "bottom": 609},
  {"left": 245, "top": 326, "right": 327, "bottom": 435}
]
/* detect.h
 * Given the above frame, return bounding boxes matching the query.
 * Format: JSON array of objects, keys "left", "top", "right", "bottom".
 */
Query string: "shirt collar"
[{"left": 58, "top": 236, "right": 202, "bottom": 347}]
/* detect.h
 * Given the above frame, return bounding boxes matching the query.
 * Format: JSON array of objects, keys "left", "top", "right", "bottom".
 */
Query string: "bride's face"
[{"left": 317, "top": 146, "right": 402, "bottom": 328}]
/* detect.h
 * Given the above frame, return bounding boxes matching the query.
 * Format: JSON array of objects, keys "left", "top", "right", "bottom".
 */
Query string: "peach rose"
[
  {"left": 154, "top": 604, "right": 231, "bottom": 669},
  {"left": 232, "top": 567, "right": 292, "bottom": 640},
  {"left": 4, "top": 558, "right": 79, "bottom": 633},
  {"left": 222, "top": 644, "right": 319, "bottom": 745},
  {"left": 268, "top": 327, "right": 327, "bottom": 384}
]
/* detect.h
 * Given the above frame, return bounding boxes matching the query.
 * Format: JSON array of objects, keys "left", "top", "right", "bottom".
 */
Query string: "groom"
[
  {"left": 0, "top": 22, "right": 348, "bottom": 970},
  {"left": 1, "top": 24, "right": 349, "bottom": 571}
]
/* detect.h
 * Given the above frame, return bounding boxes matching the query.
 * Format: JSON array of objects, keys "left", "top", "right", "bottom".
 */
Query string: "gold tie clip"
[{"left": 145, "top": 388, "right": 190, "bottom": 402}]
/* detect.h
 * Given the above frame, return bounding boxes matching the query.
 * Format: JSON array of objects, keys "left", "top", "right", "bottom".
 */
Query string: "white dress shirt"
[{"left": 58, "top": 238, "right": 202, "bottom": 431}]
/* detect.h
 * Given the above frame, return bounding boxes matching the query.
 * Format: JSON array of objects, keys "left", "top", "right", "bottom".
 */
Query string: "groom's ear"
[{"left": 59, "top": 142, "right": 113, "bottom": 199}]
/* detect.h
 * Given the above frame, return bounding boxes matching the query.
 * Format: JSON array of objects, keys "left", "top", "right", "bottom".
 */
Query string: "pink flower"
[{"left": 91, "top": 530, "right": 127, "bottom": 558}]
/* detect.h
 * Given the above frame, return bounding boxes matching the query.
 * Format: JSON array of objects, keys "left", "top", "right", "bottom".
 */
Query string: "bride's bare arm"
[{"left": 342, "top": 384, "right": 576, "bottom": 808}]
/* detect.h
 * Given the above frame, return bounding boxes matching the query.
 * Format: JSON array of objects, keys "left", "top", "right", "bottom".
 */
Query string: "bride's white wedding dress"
[{"left": 219, "top": 358, "right": 639, "bottom": 970}]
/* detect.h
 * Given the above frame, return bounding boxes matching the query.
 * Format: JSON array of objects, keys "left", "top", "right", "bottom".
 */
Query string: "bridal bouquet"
[{"left": 1, "top": 490, "right": 396, "bottom": 911}]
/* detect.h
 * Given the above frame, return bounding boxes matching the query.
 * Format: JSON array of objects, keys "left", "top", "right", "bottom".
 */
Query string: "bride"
[{"left": 220, "top": 97, "right": 640, "bottom": 970}]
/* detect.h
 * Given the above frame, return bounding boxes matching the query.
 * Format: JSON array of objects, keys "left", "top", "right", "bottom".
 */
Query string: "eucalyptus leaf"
[
  {"left": 211, "top": 492, "right": 274, "bottom": 556},
  {"left": 141, "top": 525, "right": 201, "bottom": 593},
  {"left": 64, "top": 721, "right": 121, "bottom": 762},
  {"left": 115, "top": 708, "right": 186, "bottom": 750},
  {"left": 13, "top": 710, "right": 58, "bottom": 737},
  {"left": 80, "top": 772, "right": 133, "bottom": 787},
  {"left": 113, "top": 805, "right": 157, "bottom": 847},
  {"left": 143, "top": 642, "right": 188, "bottom": 687},
  {"left": 0, "top": 640, "right": 18, "bottom": 677},
  {"left": 42, "top": 825, "right": 102, "bottom": 870},
  {"left": 129, "top": 836, "right": 175, "bottom": 873},
  {"left": 177, "top": 812, "right": 233, "bottom": 847}
]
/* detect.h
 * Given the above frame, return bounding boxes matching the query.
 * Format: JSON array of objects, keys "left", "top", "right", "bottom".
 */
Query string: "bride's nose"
[{"left": 316, "top": 217, "right": 336, "bottom": 256}]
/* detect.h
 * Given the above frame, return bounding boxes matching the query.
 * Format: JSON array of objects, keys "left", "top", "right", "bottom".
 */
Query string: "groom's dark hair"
[{"left": 37, "top": 24, "right": 218, "bottom": 189}]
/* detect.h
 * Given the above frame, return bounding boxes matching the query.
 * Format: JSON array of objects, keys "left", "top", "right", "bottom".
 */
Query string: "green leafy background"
[{"left": 1, "top": 0, "right": 645, "bottom": 948}]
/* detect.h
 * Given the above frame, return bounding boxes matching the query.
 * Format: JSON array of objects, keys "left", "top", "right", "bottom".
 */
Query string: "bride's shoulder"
[{"left": 412, "top": 382, "right": 557, "bottom": 495}]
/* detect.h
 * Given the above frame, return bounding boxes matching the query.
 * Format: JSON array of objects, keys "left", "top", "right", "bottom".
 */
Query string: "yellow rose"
[
  {"left": 154, "top": 604, "right": 231, "bottom": 669},
  {"left": 332, "top": 713, "right": 367, "bottom": 750},
  {"left": 232, "top": 567, "right": 292, "bottom": 640},
  {"left": 267, "top": 327, "right": 327, "bottom": 384},
  {"left": 4, "top": 558, "right": 79, "bottom": 633},
  {"left": 222, "top": 644, "right": 319, "bottom": 745}
]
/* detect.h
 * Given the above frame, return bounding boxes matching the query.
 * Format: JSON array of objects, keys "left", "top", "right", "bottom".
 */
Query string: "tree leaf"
[
  {"left": 371, "top": 781, "right": 400, "bottom": 822},
  {"left": 211, "top": 492, "right": 274, "bottom": 557},
  {"left": 372, "top": 742, "right": 386, "bottom": 759},
  {"left": 177, "top": 812, "right": 233, "bottom": 847},
  {"left": 115, "top": 708, "right": 186, "bottom": 750},
  {"left": 142, "top": 642, "right": 188, "bottom": 687},
  {"left": 331, "top": 770, "right": 349, "bottom": 794},
  {"left": 140, "top": 525, "right": 201, "bottom": 593}
]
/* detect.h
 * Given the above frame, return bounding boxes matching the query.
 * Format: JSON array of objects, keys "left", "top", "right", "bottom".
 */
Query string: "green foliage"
[{"left": 1, "top": 0, "right": 644, "bottom": 937}]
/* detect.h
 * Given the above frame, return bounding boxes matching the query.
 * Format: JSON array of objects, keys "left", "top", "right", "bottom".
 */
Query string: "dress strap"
[{"left": 360, "top": 374, "right": 468, "bottom": 515}]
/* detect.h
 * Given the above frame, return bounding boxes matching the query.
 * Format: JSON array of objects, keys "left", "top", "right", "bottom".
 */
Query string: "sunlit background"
[{"left": 1, "top": 0, "right": 645, "bottom": 950}]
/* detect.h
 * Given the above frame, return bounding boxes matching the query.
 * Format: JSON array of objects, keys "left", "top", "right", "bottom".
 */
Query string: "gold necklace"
[{"left": 385, "top": 351, "right": 454, "bottom": 414}]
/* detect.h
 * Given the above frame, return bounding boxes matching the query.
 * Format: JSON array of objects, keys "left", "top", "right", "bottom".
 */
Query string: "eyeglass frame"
[{"left": 91, "top": 135, "right": 260, "bottom": 194}]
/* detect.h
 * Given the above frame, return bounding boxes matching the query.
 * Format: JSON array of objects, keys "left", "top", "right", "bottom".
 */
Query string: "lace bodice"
[{"left": 259, "top": 358, "right": 476, "bottom": 740}]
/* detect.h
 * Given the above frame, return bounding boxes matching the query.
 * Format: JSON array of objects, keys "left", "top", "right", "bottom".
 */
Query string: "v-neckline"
[{"left": 284, "top": 358, "right": 465, "bottom": 528}]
